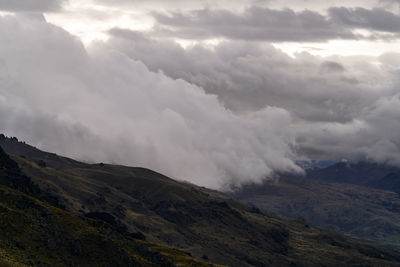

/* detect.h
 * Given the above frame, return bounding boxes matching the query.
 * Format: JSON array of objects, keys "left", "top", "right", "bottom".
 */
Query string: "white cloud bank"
[
  {"left": 1, "top": 13, "right": 399, "bottom": 190},
  {"left": 0, "top": 15, "right": 301, "bottom": 190},
  {"left": 105, "top": 29, "right": 400, "bottom": 167}
]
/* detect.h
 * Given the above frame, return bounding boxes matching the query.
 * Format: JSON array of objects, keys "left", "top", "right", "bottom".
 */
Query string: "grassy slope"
[
  {"left": 233, "top": 175, "right": 400, "bottom": 249},
  {"left": 0, "top": 145, "right": 212, "bottom": 267},
  {"left": 2, "top": 138, "right": 400, "bottom": 266},
  {"left": 0, "top": 184, "right": 212, "bottom": 267}
]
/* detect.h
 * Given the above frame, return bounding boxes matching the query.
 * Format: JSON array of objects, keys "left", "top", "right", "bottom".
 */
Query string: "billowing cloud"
[
  {"left": 295, "top": 92, "right": 400, "bottom": 165},
  {"left": 0, "top": 0, "right": 67, "bottom": 12},
  {"left": 1, "top": 1, "right": 400, "bottom": 191},
  {"left": 107, "top": 29, "right": 390, "bottom": 123},
  {"left": 0, "top": 15, "right": 301, "bottom": 190},
  {"left": 105, "top": 28, "right": 400, "bottom": 166}
]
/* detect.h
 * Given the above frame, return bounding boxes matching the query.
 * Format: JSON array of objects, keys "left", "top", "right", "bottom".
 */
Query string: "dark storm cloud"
[
  {"left": 152, "top": 7, "right": 356, "bottom": 42},
  {"left": 329, "top": 7, "right": 400, "bottom": 33},
  {"left": 0, "top": 0, "right": 67, "bottom": 12}
]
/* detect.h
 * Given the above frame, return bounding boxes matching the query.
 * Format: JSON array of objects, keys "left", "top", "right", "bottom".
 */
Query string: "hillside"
[
  {"left": 1, "top": 136, "right": 400, "bottom": 266},
  {"left": 307, "top": 161, "right": 400, "bottom": 194},
  {"left": 233, "top": 175, "right": 400, "bottom": 250},
  {"left": 0, "top": 143, "right": 211, "bottom": 266}
]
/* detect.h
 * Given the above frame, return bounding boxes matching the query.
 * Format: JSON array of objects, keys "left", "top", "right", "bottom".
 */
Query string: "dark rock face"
[
  {"left": 85, "top": 211, "right": 117, "bottom": 225},
  {"left": 84, "top": 211, "right": 143, "bottom": 238},
  {"left": 36, "top": 160, "right": 47, "bottom": 168},
  {"left": 128, "top": 231, "right": 146, "bottom": 240},
  {"left": 0, "top": 146, "right": 40, "bottom": 195},
  {"left": 0, "top": 145, "right": 19, "bottom": 171},
  {"left": 0, "top": 146, "right": 66, "bottom": 210}
]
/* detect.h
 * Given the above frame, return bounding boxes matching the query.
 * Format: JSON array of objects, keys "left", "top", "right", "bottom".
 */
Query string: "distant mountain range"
[
  {"left": 1, "top": 135, "right": 400, "bottom": 266},
  {"left": 233, "top": 161, "right": 400, "bottom": 251},
  {"left": 307, "top": 161, "right": 400, "bottom": 194}
]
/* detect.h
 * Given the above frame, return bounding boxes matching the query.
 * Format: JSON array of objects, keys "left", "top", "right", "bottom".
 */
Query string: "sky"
[{"left": 0, "top": 0, "right": 399, "bottom": 189}]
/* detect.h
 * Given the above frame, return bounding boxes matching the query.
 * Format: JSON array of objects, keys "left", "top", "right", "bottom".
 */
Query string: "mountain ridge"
[
  {"left": 1, "top": 135, "right": 400, "bottom": 266},
  {"left": 233, "top": 172, "right": 400, "bottom": 250},
  {"left": 306, "top": 161, "right": 400, "bottom": 193},
  {"left": 0, "top": 142, "right": 213, "bottom": 266}
]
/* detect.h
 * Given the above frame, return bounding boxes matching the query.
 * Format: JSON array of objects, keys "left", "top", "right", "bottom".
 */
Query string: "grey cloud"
[
  {"left": 0, "top": 0, "right": 67, "bottom": 12},
  {"left": 152, "top": 7, "right": 356, "bottom": 42},
  {"left": 296, "top": 93, "right": 400, "bottom": 165},
  {"left": 94, "top": 0, "right": 254, "bottom": 9},
  {"left": 320, "top": 61, "right": 345, "bottom": 73},
  {"left": 0, "top": 15, "right": 301, "bottom": 190},
  {"left": 2, "top": 7, "right": 400, "bottom": 191},
  {"left": 105, "top": 29, "right": 400, "bottom": 166},
  {"left": 107, "top": 29, "right": 387, "bottom": 123},
  {"left": 150, "top": 5, "right": 400, "bottom": 41},
  {"left": 329, "top": 7, "right": 400, "bottom": 33},
  {"left": 379, "top": 0, "right": 400, "bottom": 6}
]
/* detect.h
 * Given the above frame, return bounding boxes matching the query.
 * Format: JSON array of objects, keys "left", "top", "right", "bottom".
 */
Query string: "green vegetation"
[
  {"left": 1, "top": 136, "right": 400, "bottom": 266},
  {"left": 0, "top": 184, "right": 213, "bottom": 266},
  {"left": 0, "top": 144, "right": 212, "bottom": 266}
]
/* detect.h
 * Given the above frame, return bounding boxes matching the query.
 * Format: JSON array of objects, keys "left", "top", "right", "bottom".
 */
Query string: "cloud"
[
  {"left": 152, "top": 7, "right": 356, "bottom": 42},
  {"left": 295, "top": 93, "right": 400, "bottom": 165},
  {"left": 107, "top": 29, "right": 389, "bottom": 123},
  {"left": 379, "top": 0, "right": 400, "bottom": 6},
  {"left": 150, "top": 5, "right": 400, "bottom": 41},
  {"left": 93, "top": 0, "right": 255, "bottom": 9},
  {"left": 0, "top": 15, "right": 301, "bottom": 190},
  {"left": 0, "top": 0, "right": 67, "bottom": 12},
  {"left": 106, "top": 29, "right": 400, "bottom": 166},
  {"left": 329, "top": 7, "right": 400, "bottom": 33},
  {"left": 1, "top": 10, "right": 400, "bottom": 190}
]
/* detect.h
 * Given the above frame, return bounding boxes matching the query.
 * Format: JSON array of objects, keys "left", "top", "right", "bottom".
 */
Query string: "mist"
[
  {"left": 105, "top": 30, "right": 400, "bottom": 166},
  {"left": 0, "top": 15, "right": 301, "bottom": 190},
  {"left": 1, "top": 9, "right": 400, "bottom": 190}
]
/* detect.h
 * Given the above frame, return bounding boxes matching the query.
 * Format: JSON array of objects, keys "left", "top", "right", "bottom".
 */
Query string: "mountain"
[
  {"left": 233, "top": 174, "right": 400, "bottom": 250},
  {"left": 306, "top": 161, "right": 400, "bottom": 194},
  {"left": 0, "top": 142, "right": 210, "bottom": 266},
  {"left": 2, "top": 136, "right": 400, "bottom": 266}
]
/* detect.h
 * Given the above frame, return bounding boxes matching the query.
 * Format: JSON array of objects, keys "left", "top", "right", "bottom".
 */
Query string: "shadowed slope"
[
  {"left": 0, "top": 144, "right": 214, "bottom": 266},
  {"left": 233, "top": 175, "right": 400, "bottom": 249},
  {"left": 1, "top": 136, "right": 400, "bottom": 266},
  {"left": 307, "top": 161, "right": 400, "bottom": 194}
]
